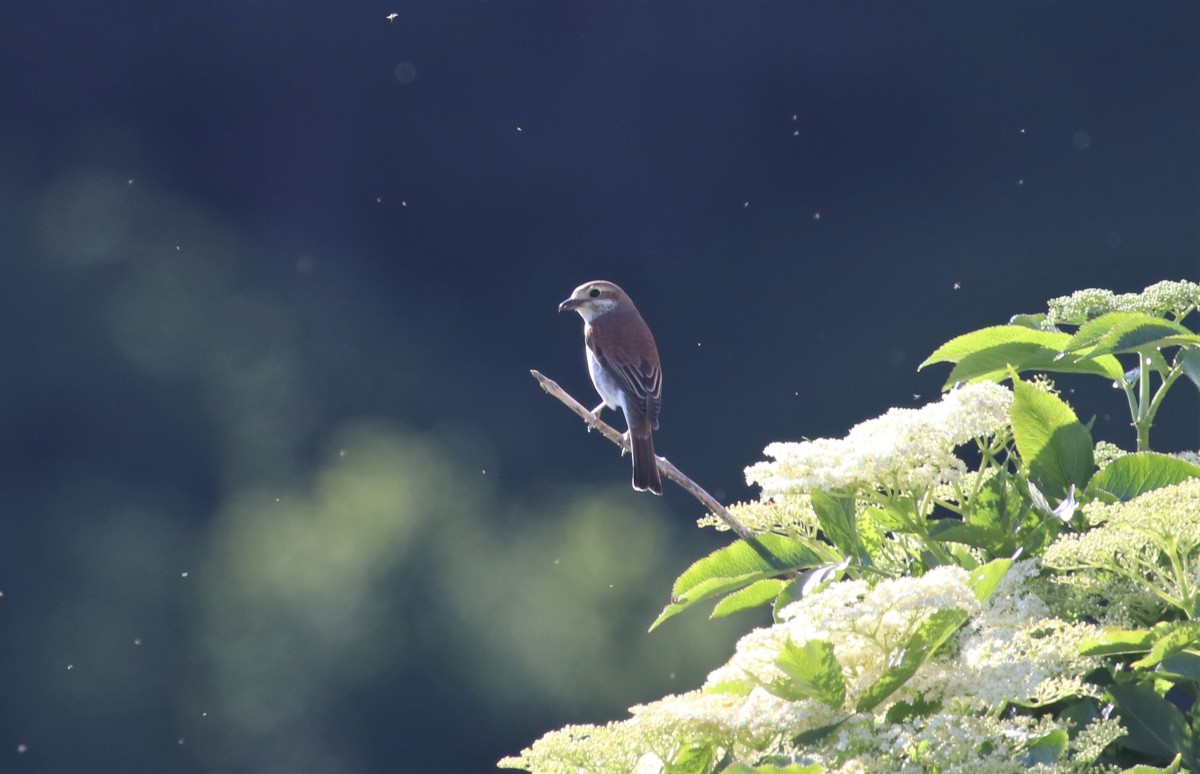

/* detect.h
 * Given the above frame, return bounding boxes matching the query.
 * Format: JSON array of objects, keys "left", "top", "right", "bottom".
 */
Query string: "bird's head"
[{"left": 558, "top": 280, "right": 630, "bottom": 321}]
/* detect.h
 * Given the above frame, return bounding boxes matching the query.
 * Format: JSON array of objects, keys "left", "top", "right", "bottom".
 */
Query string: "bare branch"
[{"left": 530, "top": 369, "right": 754, "bottom": 541}]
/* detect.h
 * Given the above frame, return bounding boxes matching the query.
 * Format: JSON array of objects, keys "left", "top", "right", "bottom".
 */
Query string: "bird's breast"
[{"left": 586, "top": 347, "right": 623, "bottom": 410}]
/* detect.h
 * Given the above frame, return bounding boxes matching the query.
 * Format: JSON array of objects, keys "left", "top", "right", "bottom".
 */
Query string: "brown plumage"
[{"left": 559, "top": 280, "right": 663, "bottom": 494}]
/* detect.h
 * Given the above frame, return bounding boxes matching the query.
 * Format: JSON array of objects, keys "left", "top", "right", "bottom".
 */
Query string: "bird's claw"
[{"left": 586, "top": 404, "right": 605, "bottom": 433}]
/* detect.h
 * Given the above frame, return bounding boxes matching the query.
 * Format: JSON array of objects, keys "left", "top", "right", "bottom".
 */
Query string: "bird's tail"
[{"left": 630, "top": 424, "right": 662, "bottom": 495}]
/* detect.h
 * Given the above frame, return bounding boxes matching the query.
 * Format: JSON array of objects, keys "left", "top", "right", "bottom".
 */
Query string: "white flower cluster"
[
  {"left": 745, "top": 382, "right": 1012, "bottom": 497},
  {"left": 1045, "top": 478, "right": 1200, "bottom": 567},
  {"left": 709, "top": 566, "right": 980, "bottom": 703},
  {"left": 501, "top": 561, "right": 1118, "bottom": 773},
  {"left": 1046, "top": 279, "right": 1200, "bottom": 326},
  {"left": 908, "top": 560, "right": 1101, "bottom": 711},
  {"left": 1043, "top": 478, "right": 1200, "bottom": 619},
  {"left": 696, "top": 496, "right": 822, "bottom": 535}
]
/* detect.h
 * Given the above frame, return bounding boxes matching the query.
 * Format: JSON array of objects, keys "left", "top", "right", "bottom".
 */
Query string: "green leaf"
[
  {"left": 768, "top": 638, "right": 845, "bottom": 708},
  {"left": 1120, "top": 754, "right": 1183, "bottom": 774},
  {"left": 791, "top": 721, "right": 844, "bottom": 746},
  {"left": 651, "top": 535, "right": 822, "bottom": 631},
  {"left": 1182, "top": 347, "right": 1200, "bottom": 390},
  {"left": 708, "top": 675, "right": 756, "bottom": 697},
  {"left": 1086, "top": 452, "right": 1200, "bottom": 502},
  {"left": 862, "top": 504, "right": 907, "bottom": 532},
  {"left": 948, "top": 342, "right": 1123, "bottom": 386},
  {"left": 1064, "top": 312, "right": 1158, "bottom": 352},
  {"left": 966, "top": 474, "right": 1013, "bottom": 531},
  {"left": 919, "top": 325, "right": 1123, "bottom": 386},
  {"left": 1080, "top": 627, "right": 1154, "bottom": 656},
  {"left": 1058, "top": 698, "right": 1100, "bottom": 736},
  {"left": 884, "top": 696, "right": 941, "bottom": 723},
  {"left": 712, "top": 579, "right": 787, "bottom": 619},
  {"left": 810, "top": 490, "right": 859, "bottom": 559},
  {"left": 967, "top": 558, "right": 1013, "bottom": 603},
  {"left": 773, "top": 575, "right": 807, "bottom": 621},
  {"left": 1023, "top": 729, "right": 1068, "bottom": 765},
  {"left": 1132, "top": 622, "right": 1200, "bottom": 670},
  {"left": 665, "top": 743, "right": 714, "bottom": 774},
  {"left": 927, "top": 521, "right": 1010, "bottom": 553},
  {"left": 1010, "top": 376, "right": 1093, "bottom": 501},
  {"left": 1063, "top": 312, "right": 1200, "bottom": 358},
  {"left": 1009, "top": 313, "right": 1049, "bottom": 330},
  {"left": 1159, "top": 652, "right": 1200, "bottom": 683},
  {"left": 1109, "top": 683, "right": 1188, "bottom": 759},
  {"left": 921, "top": 326, "right": 1070, "bottom": 368},
  {"left": 855, "top": 608, "right": 970, "bottom": 713}
]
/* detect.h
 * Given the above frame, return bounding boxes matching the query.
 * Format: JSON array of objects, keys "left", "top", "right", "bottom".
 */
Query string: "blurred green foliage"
[{"left": 2, "top": 165, "right": 746, "bottom": 772}]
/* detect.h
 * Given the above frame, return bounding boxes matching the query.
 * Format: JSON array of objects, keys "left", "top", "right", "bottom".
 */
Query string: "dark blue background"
[{"left": 1, "top": 2, "right": 1197, "bottom": 772}]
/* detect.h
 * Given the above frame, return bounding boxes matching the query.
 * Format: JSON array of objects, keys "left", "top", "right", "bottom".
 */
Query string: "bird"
[{"left": 559, "top": 280, "right": 663, "bottom": 494}]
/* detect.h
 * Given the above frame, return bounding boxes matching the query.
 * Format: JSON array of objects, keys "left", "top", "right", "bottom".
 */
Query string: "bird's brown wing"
[{"left": 586, "top": 319, "right": 662, "bottom": 429}]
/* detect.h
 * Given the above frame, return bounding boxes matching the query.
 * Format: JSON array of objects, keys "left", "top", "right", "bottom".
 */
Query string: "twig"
[{"left": 531, "top": 369, "right": 755, "bottom": 541}]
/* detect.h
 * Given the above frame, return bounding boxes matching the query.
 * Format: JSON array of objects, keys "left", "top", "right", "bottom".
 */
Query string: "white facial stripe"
[{"left": 573, "top": 297, "right": 618, "bottom": 322}]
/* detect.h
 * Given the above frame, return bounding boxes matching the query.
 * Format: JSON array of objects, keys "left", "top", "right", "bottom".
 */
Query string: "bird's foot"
[{"left": 586, "top": 403, "right": 605, "bottom": 432}]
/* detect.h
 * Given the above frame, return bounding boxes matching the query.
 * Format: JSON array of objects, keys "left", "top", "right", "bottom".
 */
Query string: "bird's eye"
[{"left": 588, "top": 288, "right": 601, "bottom": 298}]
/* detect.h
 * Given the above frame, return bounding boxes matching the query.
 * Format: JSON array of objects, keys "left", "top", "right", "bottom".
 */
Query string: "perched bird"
[{"left": 559, "top": 280, "right": 663, "bottom": 494}]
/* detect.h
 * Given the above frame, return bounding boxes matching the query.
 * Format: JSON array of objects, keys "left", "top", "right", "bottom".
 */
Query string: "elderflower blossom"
[
  {"left": 746, "top": 382, "right": 1011, "bottom": 496},
  {"left": 503, "top": 563, "right": 1116, "bottom": 773},
  {"left": 1043, "top": 479, "right": 1200, "bottom": 615},
  {"left": 706, "top": 567, "right": 980, "bottom": 708},
  {"left": 1045, "top": 478, "right": 1200, "bottom": 563},
  {"left": 909, "top": 561, "right": 1102, "bottom": 711},
  {"left": 823, "top": 713, "right": 1094, "bottom": 774},
  {"left": 1092, "top": 440, "right": 1126, "bottom": 470},
  {"left": 498, "top": 722, "right": 647, "bottom": 773},
  {"left": 1046, "top": 279, "right": 1200, "bottom": 326},
  {"left": 696, "top": 496, "right": 821, "bottom": 534}
]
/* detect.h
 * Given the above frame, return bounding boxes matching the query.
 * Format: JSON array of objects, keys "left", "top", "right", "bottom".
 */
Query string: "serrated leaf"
[
  {"left": 1132, "top": 622, "right": 1200, "bottom": 670},
  {"left": 1158, "top": 652, "right": 1200, "bottom": 682},
  {"left": 1182, "top": 347, "right": 1200, "bottom": 390},
  {"left": 1011, "top": 376, "right": 1093, "bottom": 501},
  {"left": 811, "top": 490, "right": 859, "bottom": 558},
  {"left": 791, "top": 720, "right": 844, "bottom": 746},
  {"left": 1086, "top": 452, "right": 1200, "bottom": 502},
  {"left": 855, "top": 608, "right": 970, "bottom": 713},
  {"left": 968, "top": 558, "right": 1013, "bottom": 603},
  {"left": 927, "top": 521, "right": 1010, "bottom": 553},
  {"left": 712, "top": 579, "right": 786, "bottom": 619},
  {"left": 708, "top": 675, "right": 756, "bottom": 696},
  {"left": 920, "top": 325, "right": 1122, "bottom": 386},
  {"left": 921, "top": 326, "right": 1071, "bottom": 369},
  {"left": 967, "top": 474, "right": 1016, "bottom": 530},
  {"left": 768, "top": 638, "right": 846, "bottom": 707},
  {"left": 665, "top": 743, "right": 714, "bottom": 774},
  {"left": 1024, "top": 729, "right": 1068, "bottom": 765},
  {"left": 1109, "top": 683, "right": 1188, "bottom": 759},
  {"left": 1009, "top": 313, "right": 1049, "bottom": 330},
  {"left": 1058, "top": 698, "right": 1100, "bottom": 735},
  {"left": 770, "top": 559, "right": 849, "bottom": 621},
  {"left": 651, "top": 535, "right": 822, "bottom": 631},
  {"left": 862, "top": 504, "right": 907, "bottom": 531},
  {"left": 1080, "top": 627, "right": 1155, "bottom": 656},
  {"left": 773, "top": 574, "right": 807, "bottom": 621},
  {"left": 885, "top": 696, "right": 941, "bottom": 723},
  {"left": 1063, "top": 312, "right": 1200, "bottom": 358},
  {"left": 947, "top": 341, "right": 1122, "bottom": 387},
  {"left": 1120, "top": 754, "right": 1184, "bottom": 774}
]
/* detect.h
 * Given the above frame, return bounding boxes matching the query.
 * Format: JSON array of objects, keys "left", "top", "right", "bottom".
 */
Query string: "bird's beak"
[{"left": 558, "top": 297, "right": 579, "bottom": 313}]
